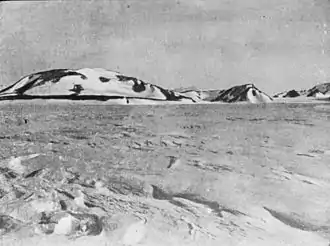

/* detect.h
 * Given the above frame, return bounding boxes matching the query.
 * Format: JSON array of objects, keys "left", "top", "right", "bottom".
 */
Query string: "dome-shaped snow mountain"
[
  {"left": 0, "top": 68, "right": 199, "bottom": 104},
  {"left": 210, "top": 84, "right": 273, "bottom": 103}
]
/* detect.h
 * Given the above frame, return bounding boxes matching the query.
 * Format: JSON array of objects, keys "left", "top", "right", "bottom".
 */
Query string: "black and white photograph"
[{"left": 0, "top": 0, "right": 330, "bottom": 245}]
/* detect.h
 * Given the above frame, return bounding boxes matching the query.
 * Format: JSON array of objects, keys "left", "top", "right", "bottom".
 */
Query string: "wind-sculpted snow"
[
  {"left": 0, "top": 153, "right": 328, "bottom": 246},
  {"left": 0, "top": 68, "right": 198, "bottom": 104},
  {"left": 0, "top": 104, "right": 329, "bottom": 246}
]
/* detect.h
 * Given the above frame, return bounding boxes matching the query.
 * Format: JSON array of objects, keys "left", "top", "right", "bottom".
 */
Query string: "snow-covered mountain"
[{"left": 0, "top": 68, "right": 199, "bottom": 104}]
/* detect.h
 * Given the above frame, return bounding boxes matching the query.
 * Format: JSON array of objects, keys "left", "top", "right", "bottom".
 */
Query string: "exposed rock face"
[
  {"left": 0, "top": 68, "right": 198, "bottom": 103},
  {"left": 210, "top": 84, "right": 273, "bottom": 103}
]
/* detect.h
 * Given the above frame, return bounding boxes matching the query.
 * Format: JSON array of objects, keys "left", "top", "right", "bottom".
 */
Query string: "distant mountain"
[
  {"left": 177, "top": 84, "right": 273, "bottom": 103},
  {"left": 209, "top": 84, "right": 273, "bottom": 103},
  {"left": 0, "top": 68, "right": 199, "bottom": 104},
  {"left": 273, "top": 83, "right": 330, "bottom": 100},
  {"left": 273, "top": 89, "right": 303, "bottom": 98},
  {"left": 306, "top": 83, "right": 330, "bottom": 97}
]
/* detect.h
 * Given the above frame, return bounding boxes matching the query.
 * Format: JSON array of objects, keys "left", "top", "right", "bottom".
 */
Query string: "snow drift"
[{"left": 0, "top": 68, "right": 199, "bottom": 104}]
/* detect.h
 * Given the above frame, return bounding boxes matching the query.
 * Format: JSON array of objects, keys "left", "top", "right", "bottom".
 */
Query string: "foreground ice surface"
[{"left": 0, "top": 103, "right": 330, "bottom": 245}]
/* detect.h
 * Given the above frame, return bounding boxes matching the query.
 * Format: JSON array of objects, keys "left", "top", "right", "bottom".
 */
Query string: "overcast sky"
[{"left": 0, "top": 0, "right": 329, "bottom": 94}]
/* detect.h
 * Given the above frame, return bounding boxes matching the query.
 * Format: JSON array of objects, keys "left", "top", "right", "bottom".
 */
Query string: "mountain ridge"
[
  {"left": 0, "top": 68, "right": 274, "bottom": 104},
  {"left": 2, "top": 67, "right": 330, "bottom": 104},
  {"left": 273, "top": 83, "right": 330, "bottom": 100}
]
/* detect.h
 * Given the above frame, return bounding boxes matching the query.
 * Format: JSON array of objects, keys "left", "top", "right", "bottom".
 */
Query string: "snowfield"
[{"left": 0, "top": 103, "right": 330, "bottom": 245}]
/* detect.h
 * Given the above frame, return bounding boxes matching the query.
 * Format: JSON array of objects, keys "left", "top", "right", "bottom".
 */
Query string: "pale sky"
[{"left": 0, "top": 0, "right": 329, "bottom": 95}]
